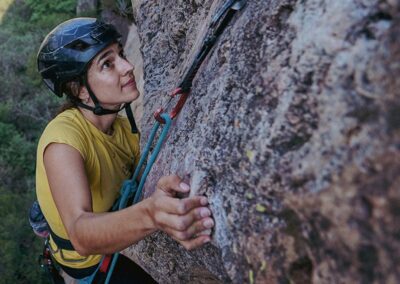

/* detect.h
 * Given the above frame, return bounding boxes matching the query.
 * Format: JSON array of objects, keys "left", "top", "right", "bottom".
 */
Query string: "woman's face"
[{"left": 86, "top": 43, "right": 139, "bottom": 109}]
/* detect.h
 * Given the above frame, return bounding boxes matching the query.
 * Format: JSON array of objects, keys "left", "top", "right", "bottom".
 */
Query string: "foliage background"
[
  {"left": 0, "top": 1, "right": 77, "bottom": 282},
  {"left": 0, "top": 0, "right": 133, "bottom": 282}
]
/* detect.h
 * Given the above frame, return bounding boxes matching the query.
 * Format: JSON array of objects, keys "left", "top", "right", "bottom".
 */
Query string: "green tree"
[
  {"left": 0, "top": 0, "right": 78, "bottom": 282},
  {"left": 0, "top": 187, "right": 47, "bottom": 284}
]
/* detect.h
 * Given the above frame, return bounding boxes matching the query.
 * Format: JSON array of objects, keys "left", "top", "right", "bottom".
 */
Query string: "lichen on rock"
[{"left": 123, "top": 0, "right": 400, "bottom": 283}]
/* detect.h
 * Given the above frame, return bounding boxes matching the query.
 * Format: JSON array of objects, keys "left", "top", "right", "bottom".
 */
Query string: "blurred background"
[{"left": 0, "top": 1, "right": 133, "bottom": 282}]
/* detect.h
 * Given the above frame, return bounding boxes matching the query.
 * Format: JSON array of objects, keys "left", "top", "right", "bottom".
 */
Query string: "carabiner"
[
  {"left": 210, "top": 0, "right": 246, "bottom": 28},
  {"left": 154, "top": 88, "right": 189, "bottom": 124}
]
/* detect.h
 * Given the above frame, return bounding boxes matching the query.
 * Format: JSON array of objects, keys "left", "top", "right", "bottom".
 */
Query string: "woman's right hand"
[{"left": 147, "top": 175, "right": 214, "bottom": 250}]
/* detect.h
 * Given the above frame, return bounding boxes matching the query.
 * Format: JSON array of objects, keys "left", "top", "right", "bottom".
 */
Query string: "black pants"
[
  {"left": 60, "top": 254, "right": 157, "bottom": 284},
  {"left": 93, "top": 254, "right": 157, "bottom": 284}
]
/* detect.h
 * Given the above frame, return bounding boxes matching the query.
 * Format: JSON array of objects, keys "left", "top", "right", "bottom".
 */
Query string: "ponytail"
[{"left": 56, "top": 79, "right": 83, "bottom": 115}]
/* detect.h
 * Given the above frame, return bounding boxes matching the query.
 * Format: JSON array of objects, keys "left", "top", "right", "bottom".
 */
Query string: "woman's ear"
[{"left": 78, "top": 86, "right": 90, "bottom": 104}]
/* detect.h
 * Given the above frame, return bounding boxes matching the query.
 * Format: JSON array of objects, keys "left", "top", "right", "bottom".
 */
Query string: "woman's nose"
[{"left": 118, "top": 56, "right": 134, "bottom": 76}]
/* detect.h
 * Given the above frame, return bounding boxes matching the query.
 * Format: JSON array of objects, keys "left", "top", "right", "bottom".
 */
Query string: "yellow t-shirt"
[{"left": 36, "top": 108, "right": 140, "bottom": 269}]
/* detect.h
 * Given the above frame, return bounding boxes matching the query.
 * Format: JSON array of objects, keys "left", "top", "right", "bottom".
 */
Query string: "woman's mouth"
[{"left": 122, "top": 78, "right": 136, "bottom": 89}]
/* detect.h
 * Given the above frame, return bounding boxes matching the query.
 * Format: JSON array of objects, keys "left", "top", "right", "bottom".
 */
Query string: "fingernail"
[
  {"left": 203, "top": 219, "right": 214, "bottom": 228},
  {"left": 179, "top": 182, "right": 190, "bottom": 191},
  {"left": 200, "top": 197, "right": 208, "bottom": 206},
  {"left": 200, "top": 208, "right": 211, "bottom": 217},
  {"left": 198, "top": 229, "right": 212, "bottom": 236}
]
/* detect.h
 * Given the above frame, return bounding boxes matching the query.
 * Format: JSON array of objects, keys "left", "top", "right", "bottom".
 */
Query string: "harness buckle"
[{"left": 154, "top": 87, "right": 189, "bottom": 123}]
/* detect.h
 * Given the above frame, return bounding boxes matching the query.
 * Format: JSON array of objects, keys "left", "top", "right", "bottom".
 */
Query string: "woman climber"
[{"left": 35, "top": 17, "right": 214, "bottom": 283}]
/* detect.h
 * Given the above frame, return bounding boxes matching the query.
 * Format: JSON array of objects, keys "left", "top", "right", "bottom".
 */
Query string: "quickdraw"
[
  {"left": 154, "top": 88, "right": 189, "bottom": 123},
  {"left": 105, "top": 1, "right": 247, "bottom": 283},
  {"left": 154, "top": 0, "right": 247, "bottom": 123}
]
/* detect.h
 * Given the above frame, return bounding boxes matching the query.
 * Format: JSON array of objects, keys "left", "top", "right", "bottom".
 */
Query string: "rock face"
[
  {"left": 125, "top": 23, "right": 144, "bottom": 130},
  {"left": 76, "top": 0, "right": 97, "bottom": 16},
  {"left": 123, "top": 0, "right": 400, "bottom": 283}
]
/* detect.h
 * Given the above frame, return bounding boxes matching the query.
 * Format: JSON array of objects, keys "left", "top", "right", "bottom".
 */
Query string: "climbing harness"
[
  {"left": 104, "top": 0, "right": 247, "bottom": 283},
  {"left": 38, "top": 239, "right": 65, "bottom": 284},
  {"left": 30, "top": 203, "right": 63, "bottom": 283}
]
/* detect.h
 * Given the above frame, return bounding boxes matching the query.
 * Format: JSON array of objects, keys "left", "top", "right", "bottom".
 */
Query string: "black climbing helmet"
[
  {"left": 37, "top": 17, "right": 121, "bottom": 97},
  {"left": 37, "top": 17, "right": 139, "bottom": 132}
]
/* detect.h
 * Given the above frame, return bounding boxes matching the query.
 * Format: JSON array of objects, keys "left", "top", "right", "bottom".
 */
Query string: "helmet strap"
[
  {"left": 79, "top": 75, "right": 122, "bottom": 115},
  {"left": 77, "top": 75, "right": 139, "bottom": 134}
]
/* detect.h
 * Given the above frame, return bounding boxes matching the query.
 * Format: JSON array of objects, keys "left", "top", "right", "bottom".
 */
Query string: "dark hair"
[{"left": 56, "top": 78, "right": 84, "bottom": 114}]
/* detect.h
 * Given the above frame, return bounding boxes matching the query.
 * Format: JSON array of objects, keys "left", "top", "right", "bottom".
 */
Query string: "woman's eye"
[{"left": 102, "top": 60, "right": 111, "bottom": 69}]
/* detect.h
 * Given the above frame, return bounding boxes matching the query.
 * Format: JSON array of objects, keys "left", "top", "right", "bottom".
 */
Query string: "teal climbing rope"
[
  {"left": 105, "top": 113, "right": 172, "bottom": 284},
  {"left": 103, "top": 0, "right": 247, "bottom": 281}
]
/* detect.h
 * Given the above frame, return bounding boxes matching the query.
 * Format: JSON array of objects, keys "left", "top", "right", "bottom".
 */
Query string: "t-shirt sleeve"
[{"left": 39, "top": 117, "right": 88, "bottom": 161}]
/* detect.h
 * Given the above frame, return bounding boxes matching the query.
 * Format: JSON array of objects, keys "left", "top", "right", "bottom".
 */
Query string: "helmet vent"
[
  {"left": 37, "top": 18, "right": 122, "bottom": 97},
  {"left": 65, "top": 39, "right": 90, "bottom": 51}
]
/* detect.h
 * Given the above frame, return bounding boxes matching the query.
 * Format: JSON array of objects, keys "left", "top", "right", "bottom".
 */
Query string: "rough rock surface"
[
  {"left": 123, "top": 0, "right": 400, "bottom": 283},
  {"left": 76, "top": 0, "right": 98, "bottom": 16},
  {"left": 125, "top": 23, "right": 144, "bottom": 130}
]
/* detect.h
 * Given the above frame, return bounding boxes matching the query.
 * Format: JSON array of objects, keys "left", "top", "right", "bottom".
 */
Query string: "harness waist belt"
[{"left": 48, "top": 225, "right": 75, "bottom": 251}]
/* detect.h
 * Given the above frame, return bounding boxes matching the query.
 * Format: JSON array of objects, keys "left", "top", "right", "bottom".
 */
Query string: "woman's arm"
[{"left": 44, "top": 143, "right": 214, "bottom": 256}]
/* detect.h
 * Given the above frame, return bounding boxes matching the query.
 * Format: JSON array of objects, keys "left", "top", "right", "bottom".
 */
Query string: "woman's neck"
[{"left": 78, "top": 107, "right": 117, "bottom": 135}]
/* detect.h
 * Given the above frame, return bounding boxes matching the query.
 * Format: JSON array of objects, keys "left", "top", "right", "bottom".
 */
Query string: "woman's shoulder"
[
  {"left": 115, "top": 115, "right": 133, "bottom": 131},
  {"left": 115, "top": 114, "right": 129, "bottom": 126},
  {"left": 46, "top": 108, "right": 83, "bottom": 129},
  {"left": 41, "top": 108, "right": 87, "bottom": 142},
  {"left": 115, "top": 115, "right": 140, "bottom": 141},
  {"left": 38, "top": 108, "right": 89, "bottom": 160}
]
